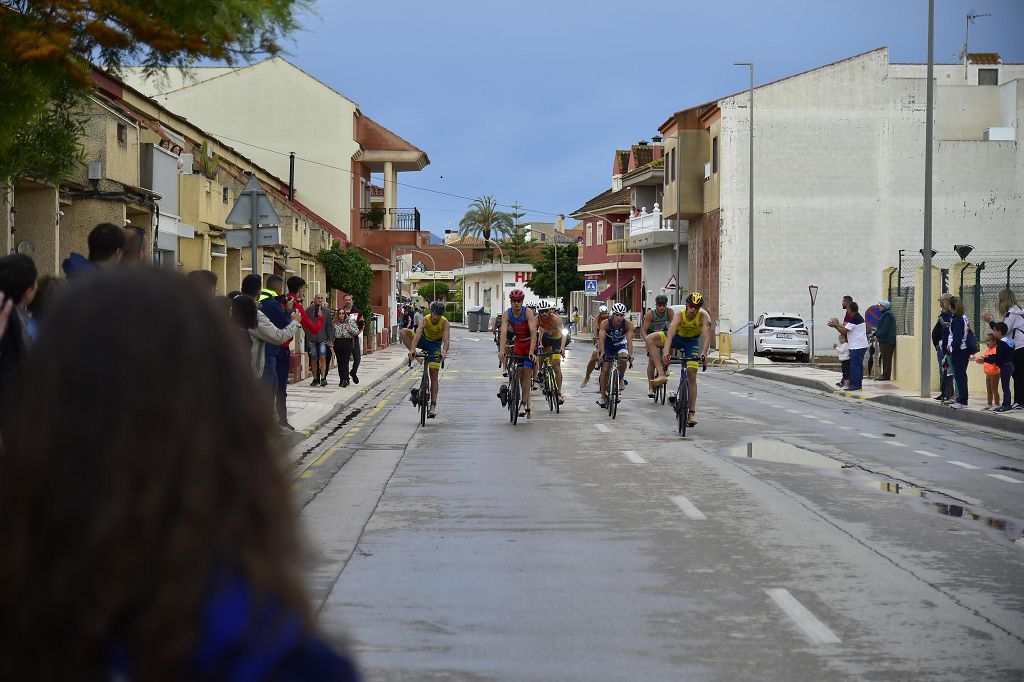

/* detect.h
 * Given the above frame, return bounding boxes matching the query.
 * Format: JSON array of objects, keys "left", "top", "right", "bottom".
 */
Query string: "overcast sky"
[{"left": 281, "top": 0, "right": 1023, "bottom": 235}]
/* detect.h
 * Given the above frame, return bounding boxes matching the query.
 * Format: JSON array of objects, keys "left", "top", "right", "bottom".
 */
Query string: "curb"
[
  {"left": 740, "top": 368, "right": 1024, "bottom": 438},
  {"left": 296, "top": 356, "right": 409, "bottom": 439}
]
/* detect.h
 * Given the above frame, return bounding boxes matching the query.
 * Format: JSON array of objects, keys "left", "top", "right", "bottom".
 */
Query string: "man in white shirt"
[{"left": 830, "top": 301, "right": 868, "bottom": 390}]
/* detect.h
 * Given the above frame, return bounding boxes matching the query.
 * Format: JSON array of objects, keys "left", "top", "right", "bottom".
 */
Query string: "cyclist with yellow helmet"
[{"left": 648, "top": 292, "right": 712, "bottom": 426}]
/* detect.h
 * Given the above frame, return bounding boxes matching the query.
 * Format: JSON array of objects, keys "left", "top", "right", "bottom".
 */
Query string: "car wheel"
[{"left": 797, "top": 352, "right": 809, "bottom": 363}]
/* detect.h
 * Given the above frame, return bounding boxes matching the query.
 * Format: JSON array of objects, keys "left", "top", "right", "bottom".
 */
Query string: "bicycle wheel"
[
  {"left": 658, "top": 382, "right": 666, "bottom": 405},
  {"left": 609, "top": 367, "right": 619, "bottom": 419},
  {"left": 419, "top": 366, "right": 429, "bottom": 427},
  {"left": 510, "top": 369, "right": 520, "bottom": 425},
  {"left": 546, "top": 364, "right": 555, "bottom": 411},
  {"left": 676, "top": 371, "right": 686, "bottom": 436},
  {"left": 550, "top": 369, "right": 560, "bottom": 414},
  {"left": 679, "top": 373, "right": 690, "bottom": 437}
]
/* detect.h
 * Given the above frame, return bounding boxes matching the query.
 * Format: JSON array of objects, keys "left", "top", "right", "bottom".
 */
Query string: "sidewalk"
[
  {"left": 741, "top": 360, "right": 1024, "bottom": 437},
  {"left": 285, "top": 343, "right": 409, "bottom": 435}
]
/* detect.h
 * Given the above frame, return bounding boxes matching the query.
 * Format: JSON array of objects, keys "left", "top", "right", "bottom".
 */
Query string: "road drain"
[{"left": 878, "top": 481, "right": 1024, "bottom": 546}]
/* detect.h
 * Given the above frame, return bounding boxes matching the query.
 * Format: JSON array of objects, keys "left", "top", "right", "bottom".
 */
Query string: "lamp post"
[
  {"left": 735, "top": 61, "right": 755, "bottom": 369},
  {"left": 440, "top": 242, "right": 467, "bottom": 321},
  {"left": 919, "top": 0, "right": 936, "bottom": 398},
  {"left": 400, "top": 248, "right": 437, "bottom": 301}
]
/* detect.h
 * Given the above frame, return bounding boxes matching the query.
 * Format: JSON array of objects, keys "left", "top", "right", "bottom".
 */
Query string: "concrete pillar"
[
  {"left": 1, "top": 185, "right": 13, "bottom": 256},
  {"left": 226, "top": 248, "right": 242, "bottom": 291},
  {"left": 14, "top": 184, "right": 60, "bottom": 276},
  {"left": 383, "top": 161, "right": 395, "bottom": 229}
]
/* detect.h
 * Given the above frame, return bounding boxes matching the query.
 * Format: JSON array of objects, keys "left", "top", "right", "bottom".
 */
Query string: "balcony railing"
[
  {"left": 359, "top": 207, "right": 421, "bottom": 230},
  {"left": 628, "top": 203, "right": 674, "bottom": 237},
  {"left": 605, "top": 239, "right": 628, "bottom": 255}
]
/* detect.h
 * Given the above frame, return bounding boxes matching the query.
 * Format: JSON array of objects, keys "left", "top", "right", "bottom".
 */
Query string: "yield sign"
[
  {"left": 226, "top": 175, "right": 281, "bottom": 226},
  {"left": 665, "top": 275, "right": 678, "bottom": 291},
  {"left": 808, "top": 284, "right": 819, "bottom": 305}
]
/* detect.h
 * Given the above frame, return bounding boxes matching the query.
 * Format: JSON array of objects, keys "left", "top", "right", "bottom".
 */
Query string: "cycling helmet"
[
  {"left": 509, "top": 289, "right": 525, "bottom": 302},
  {"left": 654, "top": 294, "right": 668, "bottom": 306},
  {"left": 611, "top": 303, "right": 628, "bottom": 315},
  {"left": 430, "top": 300, "right": 445, "bottom": 315},
  {"left": 686, "top": 292, "right": 704, "bottom": 307},
  {"left": 599, "top": 305, "right": 608, "bottom": 313}
]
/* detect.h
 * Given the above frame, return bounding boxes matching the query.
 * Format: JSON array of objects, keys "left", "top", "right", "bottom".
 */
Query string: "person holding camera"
[
  {"left": 305, "top": 293, "right": 334, "bottom": 387},
  {"left": 332, "top": 308, "right": 360, "bottom": 387}
]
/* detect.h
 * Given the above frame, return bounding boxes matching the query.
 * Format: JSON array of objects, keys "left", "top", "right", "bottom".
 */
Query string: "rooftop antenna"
[{"left": 959, "top": 10, "right": 991, "bottom": 81}]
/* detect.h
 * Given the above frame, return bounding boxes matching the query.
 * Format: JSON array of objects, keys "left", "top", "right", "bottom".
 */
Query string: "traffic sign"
[
  {"left": 865, "top": 304, "right": 883, "bottom": 330},
  {"left": 225, "top": 226, "right": 282, "bottom": 248},
  {"left": 808, "top": 284, "right": 819, "bottom": 305},
  {"left": 226, "top": 175, "right": 280, "bottom": 226},
  {"left": 584, "top": 279, "right": 598, "bottom": 296},
  {"left": 665, "top": 275, "right": 678, "bottom": 291}
]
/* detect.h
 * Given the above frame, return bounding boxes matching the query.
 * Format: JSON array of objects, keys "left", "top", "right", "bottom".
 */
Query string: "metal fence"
[{"left": 886, "top": 251, "right": 1024, "bottom": 335}]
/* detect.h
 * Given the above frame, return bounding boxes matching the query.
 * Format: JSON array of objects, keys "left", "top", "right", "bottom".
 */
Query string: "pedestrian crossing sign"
[{"left": 584, "top": 279, "right": 598, "bottom": 296}]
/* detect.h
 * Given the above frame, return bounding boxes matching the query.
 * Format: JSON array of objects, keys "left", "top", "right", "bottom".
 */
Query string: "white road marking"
[
  {"left": 819, "top": 420, "right": 835, "bottom": 425},
  {"left": 838, "top": 426, "right": 854, "bottom": 431},
  {"left": 988, "top": 473, "right": 1023, "bottom": 484},
  {"left": 859, "top": 432, "right": 882, "bottom": 439},
  {"left": 623, "top": 450, "right": 647, "bottom": 464},
  {"left": 596, "top": 423, "right": 611, "bottom": 433},
  {"left": 770, "top": 404, "right": 785, "bottom": 408},
  {"left": 948, "top": 461, "right": 979, "bottom": 470},
  {"left": 888, "top": 441, "right": 908, "bottom": 448},
  {"left": 730, "top": 391, "right": 745, "bottom": 396},
  {"left": 766, "top": 588, "right": 841, "bottom": 645},
  {"left": 914, "top": 450, "right": 941, "bottom": 458},
  {"left": 670, "top": 495, "right": 707, "bottom": 520},
  {"left": 801, "top": 414, "right": 819, "bottom": 419},
  {"left": 786, "top": 409, "right": 802, "bottom": 414},
  {"left": 576, "top": 406, "right": 588, "bottom": 413}
]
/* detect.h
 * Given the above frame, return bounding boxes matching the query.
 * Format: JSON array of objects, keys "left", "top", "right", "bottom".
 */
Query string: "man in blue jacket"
[{"left": 258, "top": 275, "right": 296, "bottom": 429}]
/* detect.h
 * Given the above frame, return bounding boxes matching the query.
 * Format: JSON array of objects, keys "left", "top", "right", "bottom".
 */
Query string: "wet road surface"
[{"left": 292, "top": 330, "right": 1024, "bottom": 681}]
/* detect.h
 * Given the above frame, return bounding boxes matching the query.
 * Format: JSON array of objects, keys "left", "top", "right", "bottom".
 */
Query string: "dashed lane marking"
[
  {"left": 838, "top": 426, "right": 854, "bottom": 431},
  {"left": 596, "top": 423, "right": 611, "bottom": 433},
  {"left": 819, "top": 419, "right": 835, "bottom": 424},
  {"left": 786, "top": 409, "right": 802, "bottom": 414},
  {"left": 766, "top": 588, "right": 841, "bottom": 645},
  {"left": 801, "top": 414, "right": 819, "bottom": 419},
  {"left": 914, "top": 450, "right": 941, "bottom": 457},
  {"left": 859, "top": 432, "right": 882, "bottom": 439},
  {"left": 623, "top": 450, "right": 647, "bottom": 464},
  {"left": 670, "top": 495, "right": 707, "bottom": 520},
  {"left": 988, "top": 474, "right": 1023, "bottom": 484},
  {"left": 948, "top": 461, "right": 980, "bottom": 470},
  {"left": 888, "top": 441, "right": 908, "bottom": 447}
]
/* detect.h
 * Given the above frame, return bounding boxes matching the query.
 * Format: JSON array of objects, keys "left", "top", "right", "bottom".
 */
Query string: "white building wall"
[
  {"left": 715, "top": 48, "right": 1023, "bottom": 356},
  {"left": 137, "top": 58, "right": 359, "bottom": 237},
  {"left": 640, "top": 245, "right": 684, "bottom": 309}
]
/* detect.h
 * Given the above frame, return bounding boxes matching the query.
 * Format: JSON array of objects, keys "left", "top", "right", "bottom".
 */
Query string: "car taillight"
[
  {"left": 796, "top": 329, "right": 808, "bottom": 335},
  {"left": 758, "top": 328, "right": 771, "bottom": 334}
]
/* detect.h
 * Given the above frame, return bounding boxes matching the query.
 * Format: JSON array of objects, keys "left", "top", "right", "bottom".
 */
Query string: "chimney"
[
  {"left": 637, "top": 140, "right": 648, "bottom": 146},
  {"left": 652, "top": 135, "right": 663, "bottom": 144}
]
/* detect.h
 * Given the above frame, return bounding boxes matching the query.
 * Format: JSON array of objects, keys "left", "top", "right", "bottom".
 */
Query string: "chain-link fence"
[{"left": 885, "top": 251, "right": 1024, "bottom": 335}]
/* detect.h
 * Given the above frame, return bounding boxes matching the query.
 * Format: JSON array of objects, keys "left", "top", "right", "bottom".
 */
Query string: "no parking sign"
[{"left": 865, "top": 304, "right": 883, "bottom": 330}]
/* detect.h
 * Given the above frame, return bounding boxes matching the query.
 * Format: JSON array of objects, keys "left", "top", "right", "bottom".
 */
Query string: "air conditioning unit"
[
  {"left": 88, "top": 161, "right": 103, "bottom": 180},
  {"left": 983, "top": 127, "right": 1014, "bottom": 141},
  {"left": 703, "top": 162, "right": 712, "bottom": 180}
]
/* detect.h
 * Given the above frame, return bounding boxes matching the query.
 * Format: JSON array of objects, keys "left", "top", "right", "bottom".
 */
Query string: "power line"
[{"left": 206, "top": 131, "right": 565, "bottom": 219}]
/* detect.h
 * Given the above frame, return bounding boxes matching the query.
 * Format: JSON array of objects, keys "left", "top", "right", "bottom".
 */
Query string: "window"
[
  {"left": 712, "top": 136, "right": 719, "bottom": 173},
  {"left": 597, "top": 221, "right": 604, "bottom": 245},
  {"left": 222, "top": 186, "right": 229, "bottom": 203},
  {"left": 612, "top": 222, "right": 624, "bottom": 240},
  {"left": 117, "top": 123, "right": 127, "bottom": 145},
  {"left": 670, "top": 148, "right": 676, "bottom": 183},
  {"left": 978, "top": 68, "right": 998, "bottom": 85},
  {"left": 540, "top": 233, "right": 546, "bottom": 242},
  {"left": 585, "top": 222, "right": 592, "bottom": 246}
]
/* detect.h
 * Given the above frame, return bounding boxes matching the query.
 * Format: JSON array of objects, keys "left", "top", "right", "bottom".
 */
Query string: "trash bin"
[
  {"left": 477, "top": 309, "right": 490, "bottom": 332},
  {"left": 467, "top": 310, "right": 480, "bottom": 333}
]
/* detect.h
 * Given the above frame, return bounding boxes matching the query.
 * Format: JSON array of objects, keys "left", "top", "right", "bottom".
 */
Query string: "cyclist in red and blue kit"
[{"left": 498, "top": 289, "right": 538, "bottom": 419}]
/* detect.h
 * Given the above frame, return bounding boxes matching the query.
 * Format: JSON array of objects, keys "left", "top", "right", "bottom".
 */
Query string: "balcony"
[
  {"left": 605, "top": 238, "right": 629, "bottom": 255},
  {"left": 626, "top": 203, "right": 686, "bottom": 250},
  {"left": 359, "top": 207, "right": 421, "bottom": 230}
]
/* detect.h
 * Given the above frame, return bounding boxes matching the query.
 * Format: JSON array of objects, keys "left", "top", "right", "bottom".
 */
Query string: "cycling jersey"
[
  {"left": 674, "top": 308, "right": 706, "bottom": 338},
  {"left": 592, "top": 313, "right": 609, "bottom": 344},
  {"left": 537, "top": 314, "right": 562, "bottom": 338},
  {"left": 603, "top": 317, "right": 629, "bottom": 357},
  {"left": 647, "top": 308, "right": 671, "bottom": 335},
  {"left": 417, "top": 314, "right": 446, "bottom": 368},
  {"left": 423, "top": 314, "right": 446, "bottom": 341},
  {"left": 507, "top": 306, "right": 534, "bottom": 368}
]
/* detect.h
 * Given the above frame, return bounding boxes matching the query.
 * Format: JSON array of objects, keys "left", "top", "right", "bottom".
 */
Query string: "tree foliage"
[
  {"left": 316, "top": 242, "right": 372, "bottom": 325},
  {"left": 458, "top": 195, "right": 512, "bottom": 244},
  {"left": 528, "top": 242, "right": 583, "bottom": 312},
  {"left": 0, "top": 0, "right": 308, "bottom": 184},
  {"left": 500, "top": 223, "right": 532, "bottom": 264},
  {"left": 416, "top": 281, "right": 450, "bottom": 302}
]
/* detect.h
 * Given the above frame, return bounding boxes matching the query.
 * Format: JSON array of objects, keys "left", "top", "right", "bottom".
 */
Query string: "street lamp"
[
  {"left": 919, "top": 0, "right": 936, "bottom": 398},
  {"left": 440, "top": 242, "right": 467, "bottom": 320},
  {"left": 735, "top": 60, "right": 755, "bottom": 369},
  {"left": 400, "top": 247, "right": 437, "bottom": 301}
]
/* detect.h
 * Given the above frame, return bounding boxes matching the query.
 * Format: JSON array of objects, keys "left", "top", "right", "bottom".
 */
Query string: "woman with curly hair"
[{"left": 0, "top": 268, "right": 359, "bottom": 681}]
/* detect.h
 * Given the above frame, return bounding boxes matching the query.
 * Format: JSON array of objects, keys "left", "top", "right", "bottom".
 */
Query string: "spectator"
[
  {"left": 981, "top": 289, "right": 1024, "bottom": 409},
  {"left": 871, "top": 300, "right": 896, "bottom": 381},
  {"left": 241, "top": 274, "right": 300, "bottom": 381},
  {"left": 187, "top": 269, "right": 218, "bottom": 297},
  {"left": 305, "top": 293, "right": 333, "bottom": 387},
  {"left": 229, "top": 291, "right": 258, "bottom": 358},
  {"left": 833, "top": 329, "right": 850, "bottom": 390},
  {"left": 984, "top": 322, "right": 1016, "bottom": 413},
  {"left": 341, "top": 293, "right": 365, "bottom": 384},
  {"left": 121, "top": 225, "right": 146, "bottom": 264},
  {"left": 0, "top": 268, "right": 359, "bottom": 681},
  {"left": 27, "top": 275, "right": 64, "bottom": 326},
  {"left": 62, "top": 222, "right": 126, "bottom": 277},
  {"left": 975, "top": 332, "right": 1001, "bottom": 410},
  {"left": 841, "top": 295, "right": 854, "bottom": 324},
  {"left": 332, "top": 308, "right": 360, "bottom": 387},
  {"left": 830, "top": 301, "right": 867, "bottom": 391},
  {"left": 931, "top": 294, "right": 954, "bottom": 401},
  {"left": 946, "top": 295, "right": 972, "bottom": 409},
  {"left": 0, "top": 254, "right": 37, "bottom": 416},
  {"left": 258, "top": 274, "right": 298, "bottom": 429},
  {"left": 414, "top": 306, "right": 424, "bottom": 329}
]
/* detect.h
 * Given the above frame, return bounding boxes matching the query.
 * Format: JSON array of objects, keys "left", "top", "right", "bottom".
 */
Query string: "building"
[
  {"left": 653, "top": 47, "right": 1023, "bottom": 354},
  {"left": 454, "top": 262, "right": 558, "bottom": 314}
]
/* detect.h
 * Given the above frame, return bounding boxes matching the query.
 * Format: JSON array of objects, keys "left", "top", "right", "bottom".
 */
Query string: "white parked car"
[{"left": 754, "top": 312, "right": 810, "bottom": 361}]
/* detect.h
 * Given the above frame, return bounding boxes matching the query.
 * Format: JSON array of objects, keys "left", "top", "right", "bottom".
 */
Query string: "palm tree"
[{"left": 458, "top": 196, "right": 513, "bottom": 244}]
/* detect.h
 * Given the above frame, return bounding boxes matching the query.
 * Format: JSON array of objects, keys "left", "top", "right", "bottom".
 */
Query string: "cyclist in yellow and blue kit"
[
  {"left": 647, "top": 292, "right": 711, "bottom": 426},
  {"left": 401, "top": 300, "right": 450, "bottom": 419}
]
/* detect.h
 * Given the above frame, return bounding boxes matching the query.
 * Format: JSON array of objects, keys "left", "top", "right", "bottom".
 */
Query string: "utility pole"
[
  {"left": 735, "top": 61, "right": 755, "bottom": 369},
  {"left": 921, "top": 0, "right": 936, "bottom": 397},
  {"left": 673, "top": 127, "right": 683, "bottom": 306}
]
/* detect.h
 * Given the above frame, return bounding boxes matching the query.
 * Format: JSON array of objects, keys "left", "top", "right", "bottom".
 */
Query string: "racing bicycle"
[
  {"left": 605, "top": 355, "right": 632, "bottom": 419},
  {"left": 409, "top": 350, "right": 444, "bottom": 426},
  {"left": 535, "top": 349, "right": 562, "bottom": 414},
  {"left": 667, "top": 350, "right": 706, "bottom": 437},
  {"left": 502, "top": 348, "right": 533, "bottom": 425}
]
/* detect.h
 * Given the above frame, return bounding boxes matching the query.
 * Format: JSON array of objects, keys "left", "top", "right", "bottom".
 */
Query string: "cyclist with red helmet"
[{"left": 498, "top": 289, "right": 537, "bottom": 419}]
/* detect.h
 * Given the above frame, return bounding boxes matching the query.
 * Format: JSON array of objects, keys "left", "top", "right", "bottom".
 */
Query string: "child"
[
  {"left": 834, "top": 331, "right": 850, "bottom": 390},
  {"left": 984, "top": 322, "right": 1016, "bottom": 413},
  {"left": 975, "top": 332, "right": 1001, "bottom": 409}
]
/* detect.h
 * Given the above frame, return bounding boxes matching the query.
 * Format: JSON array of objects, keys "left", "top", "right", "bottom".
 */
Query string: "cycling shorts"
[
  {"left": 660, "top": 333, "right": 701, "bottom": 369},
  {"left": 541, "top": 334, "right": 569, "bottom": 359},
  {"left": 416, "top": 336, "right": 443, "bottom": 369},
  {"left": 512, "top": 337, "right": 533, "bottom": 368},
  {"left": 603, "top": 337, "right": 628, "bottom": 361}
]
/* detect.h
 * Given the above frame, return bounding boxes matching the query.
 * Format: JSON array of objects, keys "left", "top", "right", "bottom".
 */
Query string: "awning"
[{"left": 595, "top": 274, "right": 635, "bottom": 302}]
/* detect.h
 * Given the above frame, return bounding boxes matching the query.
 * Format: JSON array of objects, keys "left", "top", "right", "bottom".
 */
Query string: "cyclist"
[
  {"left": 498, "top": 289, "right": 537, "bottom": 419},
  {"left": 580, "top": 304, "right": 610, "bottom": 389},
  {"left": 534, "top": 305, "right": 569, "bottom": 405},
  {"left": 642, "top": 295, "right": 673, "bottom": 397},
  {"left": 649, "top": 292, "right": 712, "bottom": 427},
  {"left": 402, "top": 300, "right": 450, "bottom": 419},
  {"left": 597, "top": 303, "right": 635, "bottom": 409}
]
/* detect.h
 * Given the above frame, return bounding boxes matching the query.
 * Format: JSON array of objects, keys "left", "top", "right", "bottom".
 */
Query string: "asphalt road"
[{"left": 292, "top": 330, "right": 1024, "bottom": 681}]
